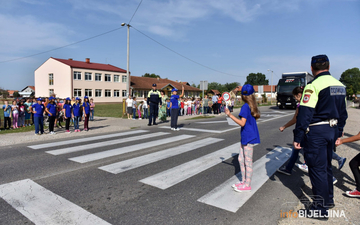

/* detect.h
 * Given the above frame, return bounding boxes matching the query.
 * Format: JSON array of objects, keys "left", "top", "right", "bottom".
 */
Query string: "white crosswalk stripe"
[
  {"left": 46, "top": 132, "right": 170, "bottom": 155},
  {"left": 28, "top": 130, "right": 148, "bottom": 149},
  {"left": 0, "top": 179, "right": 111, "bottom": 225},
  {"left": 99, "top": 137, "right": 223, "bottom": 174},
  {"left": 69, "top": 134, "right": 195, "bottom": 163},
  {"left": 140, "top": 143, "right": 240, "bottom": 190}
]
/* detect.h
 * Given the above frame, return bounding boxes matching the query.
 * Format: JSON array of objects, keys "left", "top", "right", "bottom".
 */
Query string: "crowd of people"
[{"left": 1, "top": 95, "right": 95, "bottom": 135}]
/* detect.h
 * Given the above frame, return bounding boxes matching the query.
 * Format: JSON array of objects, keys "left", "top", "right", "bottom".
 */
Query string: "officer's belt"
[{"left": 309, "top": 119, "right": 338, "bottom": 127}]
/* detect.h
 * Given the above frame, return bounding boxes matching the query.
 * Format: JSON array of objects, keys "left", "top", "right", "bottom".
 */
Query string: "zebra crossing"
[{"left": 2, "top": 124, "right": 292, "bottom": 224}]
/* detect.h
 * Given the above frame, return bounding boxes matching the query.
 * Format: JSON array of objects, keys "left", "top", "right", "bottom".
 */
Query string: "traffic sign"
[{"left": 222, "top": 92, "right": 230, "bottom": 101}]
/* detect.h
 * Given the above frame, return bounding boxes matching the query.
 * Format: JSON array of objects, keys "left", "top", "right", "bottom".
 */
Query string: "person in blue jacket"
[
  {"left": 45, "top": 96, "right": 57, "bottom": 135},
  {"left": 72, "top": 97, "right": 81, "bottom": 132},
  {"left": 63, "top": 97, "right": 72, "bottom": 133},
  {"left": 83, "top": 96, "right": 91, "bottom": 131},
  {"left": 29, "top": 98, "right": 45, "bottom": 135}
]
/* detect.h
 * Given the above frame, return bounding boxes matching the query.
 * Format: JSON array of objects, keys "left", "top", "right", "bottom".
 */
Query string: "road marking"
[
  {"left": 257, "top": 113, "right": 293, "bottom": 123},
  {"left": 140, "top": 143, "right": 240, "bottom": 190},
  {"left": 69, "top": 135, "right": 195, "bottom": 163},
  {"left": 159, "top": 126, "right": 240, "bottom": 133},
  {"left": 99, "top": 137, "right": 223, "bottom": 174},
  {"left": 46, "top": 132, "right": 170, "bottom": 155},
  {"left": 197, "top": 146, "right": 292, "bottom": 213},
  {"left": 28, "top": 130, "right": 148, "bottom": 149},
  {"left": 195, "top": 121, "right": 228, "bottom": 124},
  {"left": 0, "top": 179, "right": 111, "bottom": 225}
]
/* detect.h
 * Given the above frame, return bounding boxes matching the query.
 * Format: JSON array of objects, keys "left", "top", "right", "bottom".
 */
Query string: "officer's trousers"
[
  {"left": 303, "top": 125, "right": 337, "bottom": 214},
  {"left": 148, "top": 103, "right": 159, "bottom": 125}
]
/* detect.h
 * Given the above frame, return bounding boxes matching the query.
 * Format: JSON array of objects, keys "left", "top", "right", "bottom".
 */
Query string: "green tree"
[
  {"left": 207, "top": 82, "right": 223, "bottom": 92},
  {"left": 339, "top": 68, "right": 360, "bottom": 97},
  {"left": 245, "top": 73, "right": 269, "bottom": 85},
  {"left": 142, "top": 73, "right": 161, "bottom": 78},
  {"left": 13, "top": 91, "right": 20, "bottom": 97},
  {"left": 224, "top": 82, "right": 240, "bottom": 92}
]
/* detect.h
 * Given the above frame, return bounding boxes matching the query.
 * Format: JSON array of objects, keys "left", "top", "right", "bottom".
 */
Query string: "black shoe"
[
  {"left": 147, "top": 124, "right": 152, "bottom": 126},
  {"left": 153, "top": 123, "right": 158, "bottom": 125}
]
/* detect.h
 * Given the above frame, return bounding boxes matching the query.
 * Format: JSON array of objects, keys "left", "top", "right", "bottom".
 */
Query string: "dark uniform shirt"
[
  {"left": 147, "top": 90, "right": 162, "bottom": 105},
  {"left": 294, "top": 71, "right": 348, "bottom": 143}
]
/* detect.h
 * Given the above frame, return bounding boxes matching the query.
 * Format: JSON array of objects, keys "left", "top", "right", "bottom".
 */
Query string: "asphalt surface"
[{"left": 0, "top": 106, "right": 312, "bottom": 225}]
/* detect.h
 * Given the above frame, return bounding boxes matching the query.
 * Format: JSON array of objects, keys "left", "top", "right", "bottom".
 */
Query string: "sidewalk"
[
  {"left": 0, "top": 109, "right": 238, "bottom": 146},
  {"left": 278, "top": 107, "right": 360, "bottom": 225}
]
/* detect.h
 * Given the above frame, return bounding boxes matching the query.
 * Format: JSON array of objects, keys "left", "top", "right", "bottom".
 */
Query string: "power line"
[
  {"left": 128, "top": 0, "right": 143, "bottom": 24},
  {"left": 131, "top": 25, "right": 246, "bottom": 78},
  {"left": 0, "top": 27, "right": 124, "bottom": 64}
]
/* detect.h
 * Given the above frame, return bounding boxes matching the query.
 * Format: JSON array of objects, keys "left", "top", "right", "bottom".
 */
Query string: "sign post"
[{"left": 200, "top": 81, "right": 208, "bottom": 115}]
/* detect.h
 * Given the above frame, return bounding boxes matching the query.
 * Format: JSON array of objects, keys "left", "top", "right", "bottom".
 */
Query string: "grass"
[{"left": 95, "top": 103, "right": 125, "bottom": 118}]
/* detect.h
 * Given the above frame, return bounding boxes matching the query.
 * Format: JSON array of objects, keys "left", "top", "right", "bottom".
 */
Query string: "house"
[
  {"left": 207, "top": 90, "right": 220, "bottom": 97},
  {"left": 130, "top": 76, "right": 201, "bottom": 99},
  {"left": 7, "top": 90, "right": 17, "bottom": 98},
  {"left": 35, "top": 57, "right": 128, "bottom": 103},
  {"left": 233, "top": 85, "right": 277, "bottom": 99},
  {"left": 19, "top": 86, "right": 35, "bottom": 97}
]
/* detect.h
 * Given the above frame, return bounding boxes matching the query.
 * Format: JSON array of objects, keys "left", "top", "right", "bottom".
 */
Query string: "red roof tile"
[
  {"left": 130, "top": 76, "right": 201, "bottom": 92},
  {"left": 52, "top": 58, "right": 127, "bottom": 73}
]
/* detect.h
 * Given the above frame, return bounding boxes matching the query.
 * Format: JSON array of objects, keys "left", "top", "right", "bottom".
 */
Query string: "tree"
[
  {"left": 142, "top": 73, "right": 160, "bottom": 78},
  {"left": 13, "top": 91, "right": 20, "bottom": 98},
  {"left": 224, "top": 82, "right": 240, "bottom": 92},
  {"left": 0, "top": 88, "right": 9, "bottom": 98},
  {"left": 339, "top": 68, "right": 360, "bottom": 97},
  {"left": 245, "top": 73, "right": 269, "bottom": 86}
]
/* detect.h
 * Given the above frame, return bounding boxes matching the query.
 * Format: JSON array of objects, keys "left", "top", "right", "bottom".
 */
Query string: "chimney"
[
  {"left": 68, "top": 58, "right": 73, "bottom": 60},
  {"left": 85, "top": 58, "right": 90, "bottom": 63}
]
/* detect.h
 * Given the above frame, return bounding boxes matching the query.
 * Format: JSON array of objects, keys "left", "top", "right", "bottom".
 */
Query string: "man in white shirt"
[{"left": 125, "top": 96, "right": 133, "bottom": 119}]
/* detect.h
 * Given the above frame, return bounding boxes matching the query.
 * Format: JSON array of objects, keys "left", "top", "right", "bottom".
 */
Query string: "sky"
[{"left": 0, "top": 0, "right": 359, "bottom": 91}]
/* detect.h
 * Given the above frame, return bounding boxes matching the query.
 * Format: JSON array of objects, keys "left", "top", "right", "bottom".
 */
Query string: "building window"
[
  {"left": 74, "top": 89, "right": 82, "bottom": 97},
  {"left": 122, "top": 90, "right": 127, "bottom": 97},
  {"left": 95, "top": 89, "right": 102, "bottom": 97},
  {"left": 85, "top": 72, "right": 92, "bottom": 81},
  {"left": 49, "top": 89, "right": 54, "bottom": 96},
  {"left": 144, "top": 91, "right": 149, "bottom": 98},
  {"left": 105, "top": 74, "right": 111, "bottom": 82},
  {"left": 114, "top": 75, "right": 120, "bottom": 82},
  {"left": 74, "top": 71, "right": 81, "bottom": 80},
  {"left": 105, "top": 89, "right": 111, "bottom": 97},
  {"left": 49, "top": 73, "right": 54, "bottom": 85},
  {"left": 114, "top": 90, "right": 120, "bottom": 97},
  {"left": 85, "top": 89, "right": 93, "bottom": 97},
  {"left": 122, "top": 75, "right": 127, "bottom": 83},
  {"left": 95, "top": 73, "right": 102, "bottom": 81}
]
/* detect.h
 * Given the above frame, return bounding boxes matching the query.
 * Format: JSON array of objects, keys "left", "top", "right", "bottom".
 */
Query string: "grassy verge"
[{"left": 94, "top": 103, "right": 126, "bottom": 118}]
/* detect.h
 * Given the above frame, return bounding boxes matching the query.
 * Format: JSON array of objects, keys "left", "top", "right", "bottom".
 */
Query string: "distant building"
[
  {"left": 19, "top": 86, "right": 35, "bottom": 97},
  {"left": 7, "top": 90, "right": 17, "bottom": 98},
  {"left": 233, "top": 85, "right": 277, "bottom": 99},
  {"left": 131, "top": 76, "right": 201, "bottom": 99},
  {"left": 207, "top": 90, "right": 220, "bottom": 97},
  {"left": 35, "top": 57, "right": 127, "bottom": 102}
]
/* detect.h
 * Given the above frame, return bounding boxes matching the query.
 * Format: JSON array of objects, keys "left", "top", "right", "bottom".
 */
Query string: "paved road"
[{"left": 0, "top": 106, "right": 310, "bottom": 225}]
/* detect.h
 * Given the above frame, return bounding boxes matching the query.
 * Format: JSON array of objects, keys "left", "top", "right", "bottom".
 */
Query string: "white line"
[
  {"left": 69, "top": 135, "right": 195, "bottom": 163},
  {"left": 257, "top": 113, "right": 293, "bottom": 123},
  {"left": 0, "top": 179, "right": 111, "bottom": 225},
  {"left": 159, "top": 126, "right": 240, "bottom": 134},
  {"left": 99, "top": 138, "right": 224, "bottom": 174},
  {"left": 46, "top": 132, "right": 170, "bottom": 155},
  {"left": 140, "top": 143, "right": 240, "bottom": 190},
  {"left": 28, "top": 130, "right": 148, "bottom": 149},
  {"left": 195, "top": 121, "right": 228, "bottom": 124},
  {"left": 197, "top": 146, "right": 292, "bottom": 213}
]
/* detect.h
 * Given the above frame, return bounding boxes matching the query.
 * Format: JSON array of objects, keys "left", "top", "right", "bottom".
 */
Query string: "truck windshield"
[{"left": 277, "top": 79, "right": 301, "bottom": 93}]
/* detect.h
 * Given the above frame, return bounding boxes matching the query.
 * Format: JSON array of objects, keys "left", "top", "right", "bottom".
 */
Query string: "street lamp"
[
  {"left": 121, "top": 23, "right": 131, "bottom": 97},
  {"left": 267, "top": 69, "right": 273, "bottom": 104}
]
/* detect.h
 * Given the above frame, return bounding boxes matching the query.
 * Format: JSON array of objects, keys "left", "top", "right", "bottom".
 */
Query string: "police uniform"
[
  {"left": 147, "top": 85, "right": 162, "bottom": 125},
  {"left": 294, "top": 55, "right": 347, "bottom": 216}
]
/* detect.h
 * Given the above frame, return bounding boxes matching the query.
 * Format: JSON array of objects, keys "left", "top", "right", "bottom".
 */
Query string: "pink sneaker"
[
  {"left": 77, "top": 129, "right": 81, "bottom": 132},
  {"left": 233, "top": 184, "right": 251, "bottom": 192},
  {"left": 231, "top": 182, "right": 244, "bottom": 188}
]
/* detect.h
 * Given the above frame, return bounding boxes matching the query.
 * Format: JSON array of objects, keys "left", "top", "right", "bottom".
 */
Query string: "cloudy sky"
[{"left": 0, "top": 0, "right": 359, "bottom": 91}]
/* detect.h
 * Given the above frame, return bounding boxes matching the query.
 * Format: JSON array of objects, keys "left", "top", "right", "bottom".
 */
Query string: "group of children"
[
  {"left": 1, "top": 96, "right": 95, "bottom": 135},
  {"left": 126, "top": 96, "right": 149, "bottom": 120}
]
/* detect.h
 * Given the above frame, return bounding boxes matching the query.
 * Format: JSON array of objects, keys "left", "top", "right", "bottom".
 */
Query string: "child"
[
  {"left": 170, "top": 86, "right": 184, "bottom": 131},
  {"left": 225, "top": 84, "right": 260, "bottom": 192},
  {"left": 137, "top": 101, "right": 142, "bottom": 120},
  {"left": 29, "top": 98, "right": 45, "bottom": 135},
  {"left": 142, "top": 97, "right": 148, "bottom": 119},
  {"left": 2, "top": 101, "right": 12, "bottom": 129},
  {"left": 132, "top": 97, "right": 137, "bottom": 120},
  {"left": 45, "top": 96, "right": 57, "bottom": 135},
  {"left": 90, "top": 98, "right": 95, "bottom": 121},
  {"left": 72, "top": 97, "right": 81, "bottom": 132},
  {"left": 166, "top": 99, "right": 171, "bottom": 117},
  {"left": 83, "top": 96, "right": 91, "bottom": 131},
  {"left": 11, "top": 100, "right": 19, "bottom": 129},
  {"left": 336, "top": 133, "right": 360, "bottom": 197},
  {"left": 126, "top": 95, "right": 133, "bottom": 119},
  {"left": 63, "top": 97, "right": 72, "bottom": 133},
  {"left": 18, "top": 101, "right": 25, "bottom": 127},
  {"left": 24, "top": 98, "right": 32, "bottom": 126}
]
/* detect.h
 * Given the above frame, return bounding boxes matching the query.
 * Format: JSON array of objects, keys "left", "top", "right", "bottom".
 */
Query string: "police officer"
[
  {"left": 293, "top": 55, "right": 347, "bottom": 219},
  {"left": 147, "top": 84, "right": 162, "bottom": 126}
]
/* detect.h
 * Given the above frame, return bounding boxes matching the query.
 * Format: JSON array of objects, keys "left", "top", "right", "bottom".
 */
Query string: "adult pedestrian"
[
  {"left": 147, "top": 84, "right": 162, "bottom": 126},
  {"left": 212, "top": 94, "right": 218, "bottom": 114},
  {"left": 293, "top": 55, "right": 348, "bottom": 219},
  {"left": 29, "top": 98, "right": 45, "bottom": 135},
  {"left": 203, "top": 95, "right": 209, "bottom": 114},
  {"left": 45, "top": 96, "right": 57, "bottom": 135}
]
